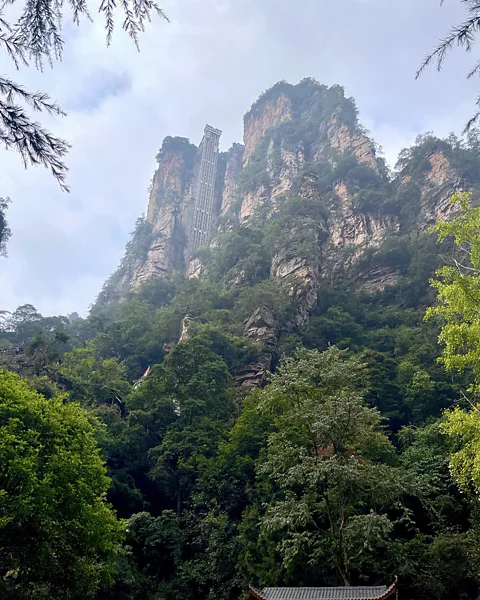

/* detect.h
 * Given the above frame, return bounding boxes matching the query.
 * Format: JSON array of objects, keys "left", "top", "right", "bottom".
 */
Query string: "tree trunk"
[{"left": 176, "top": 483, "right": 182, "bottom": 517}]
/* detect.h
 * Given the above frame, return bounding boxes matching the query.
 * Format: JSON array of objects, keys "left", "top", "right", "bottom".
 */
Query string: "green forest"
[
  {"left": 6, "top": 0, "right": 480, "bottom": 596},
  {"left": 5, "top": 122, "right": 480, "bottom": 600}
]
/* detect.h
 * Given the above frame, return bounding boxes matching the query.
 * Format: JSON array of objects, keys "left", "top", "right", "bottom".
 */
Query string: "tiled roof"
[{"left": 253, "top": 587, "right": 392, "bottom": 600}]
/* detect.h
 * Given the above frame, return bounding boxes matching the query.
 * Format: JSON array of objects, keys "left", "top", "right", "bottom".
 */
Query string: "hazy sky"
[{"left": 0, "top": 0, "right": 478, "bottom": 316}]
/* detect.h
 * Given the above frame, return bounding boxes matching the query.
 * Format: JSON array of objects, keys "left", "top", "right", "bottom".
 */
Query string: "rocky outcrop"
[
  {"left": 243, "top": 93, "right": 292, "bottom": 164},
  {"left": 146, "top": 145, "right": 193, "bottom": 223},
  {"left": 179, "top": 314, "right": 195, "bottom": 342},
  {"left": 418, "top": 152, "right": 463, "bottom": 228},
  {"left": 240, "top": 136, "right": 304, "bottom": 223},
  {"left": 98, "top": 78, "right": 471, "bottom": 334},
  {"left": 132, "top": 206, "right": 182, "bottom": 290},
  {"left": 240, "top": 184, "right": 270, "bottom": 224},
  {"left": 271, "top": 254, "right": 320, "bottom": 326},
  {"left": 324, "top": 111, "right": 380, "bottom": 172},
  {"left": 220, "top": 144, "right": 244, "bottom": 217},
  {"left": 186, "top": 257, "right": 204, "bottom": 279},
  {"left": 328, "top": 182, "right": 394, "bottom": 262},
  {"left": 243, "top": 305, "right": 276, "bottom": 343},
  {"left": 132, "top": 139, "right": 197, "bottom": 289},
  {"left": 270, "top": 144, "right": 306, "bottom": 202},
  {"left": 356, "top": 266, "right": 399, "bottom": 293},
  {"left": 237, "top": 306, "right": 277, "bottom": 390}
]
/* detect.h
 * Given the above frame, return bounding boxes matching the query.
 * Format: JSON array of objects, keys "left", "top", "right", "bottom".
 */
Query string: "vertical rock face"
[
  {"left": 99, "top": 79, "right": 471, "bottom": 338},
  {"left": 132, "top": 138, "right": 197, "bottom": 289},
  {"left": 325, "top": 182, "right": 399, "bottom": 293},
  {"left": 237, "top": 305, "right": 277, "bottom": 390},
  {"left": 220, "top": 143, "right": 245, "bottom": 217},
  {"left": 323, "top": 111, "right": 380, "bottom": 171},
  {"left": 231, "top": 80, "right": 393, "bottom": 320},
  {"left": 243, "top": 92, "right": 292, "bottom": 164},
  {"left": 328, "top": 182, "right": 393, "bottom": 259},
  {"left": 399, "top": 151, "right": 463, "bottom": 230}
]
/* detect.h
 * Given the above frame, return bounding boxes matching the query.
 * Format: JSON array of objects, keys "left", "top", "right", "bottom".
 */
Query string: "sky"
[{"left": 0, "top": 0, "right": 478, "bottom": 316}]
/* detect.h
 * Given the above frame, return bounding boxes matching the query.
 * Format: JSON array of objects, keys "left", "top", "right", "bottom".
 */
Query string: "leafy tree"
[
  {"left": 24, "top": 329, "right": 69, "bottom": 374},
  {"left": 425, "top": 191, "right": 480, "bottom": 498},
  {"left": 0, "top": 304, "right": 44, "bottom": 349},
  {"left": 149, "top": 337, "right": 234, "bottom": 515},
  {"left": 59, "top": 343, "right": 131, "bottom": 408},
  {"left": 440, "top": 407, "right": 480, "bottom": 495},
  {"left": 426, "top": 192, "right": 480, "bottom": 387},
  {"left": 247, "top": 347, "right": 413, "bottom": 586},
  {"left": 398, "top": 423, "right": 480, "bottom": 600},
  {"left": 0, "top": 370, "right": 123, "bottom": 599}
]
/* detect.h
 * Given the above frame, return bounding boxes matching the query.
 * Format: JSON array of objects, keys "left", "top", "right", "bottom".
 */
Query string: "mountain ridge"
[{"left": 95, "top": 78, "right": 476, "bottom": 330}]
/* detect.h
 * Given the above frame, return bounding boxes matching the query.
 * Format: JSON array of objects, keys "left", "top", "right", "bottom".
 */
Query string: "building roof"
[{"left": 249, "top": 581, "right": 397, "bottom": 600}]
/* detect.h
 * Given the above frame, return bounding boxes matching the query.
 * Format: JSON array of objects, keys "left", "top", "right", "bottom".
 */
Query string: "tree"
[
  {"left": 0, "top": 0, "right": 167, "bottom": 188},
  {"left": 148, "top": 337, "right": 234, "bottom": 515},
  {"left": 398, "top": 423, "right": 480, "bottom": 600},
  {"left": 426, "top": 192, "right": 480, "bottom": 387},
  {"left": 59, "top": 343, "right": 131, "bottom": 407},
  {"left": 247, "top": 347, "right": 413, "bottom": 586},
  {"left": 1, "top": 303, "right": 43, "bottom": 345},
  {"left": 417, "top": 0, "right": 480, "bottom": 130},
  {"left": 0, "top": 370, "right": 123, "bottom": 599},
  {"left": 440, "top": 406, "right": 480, "bottom": 495},
  {"left": 426, "top": 191, "right": 480, "bottom": 497}
]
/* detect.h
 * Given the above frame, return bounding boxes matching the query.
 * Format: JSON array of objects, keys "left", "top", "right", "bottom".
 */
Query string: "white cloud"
[{"left": 0, "top": 0, "right": 477, "bottom": 315}]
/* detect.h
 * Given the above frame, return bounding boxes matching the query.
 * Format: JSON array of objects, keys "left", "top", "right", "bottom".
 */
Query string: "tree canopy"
[{"left": 0, "top": 369, "right": 123, "bottom": 599}]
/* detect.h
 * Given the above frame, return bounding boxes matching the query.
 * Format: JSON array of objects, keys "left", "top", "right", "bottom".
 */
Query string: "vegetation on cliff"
[{"left": 4, "top": 81, "right": 480, "bottom": 599}]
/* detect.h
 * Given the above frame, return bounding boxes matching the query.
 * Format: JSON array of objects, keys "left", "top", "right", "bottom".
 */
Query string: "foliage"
[
  {"left": 0, "top": 370, "right": 123, "bottom": 599},
  {"left": 263, "top": 194, "right": 327, "bottom": 261},
  {"left": 425, "top": 191, "right": 480, "bottom": 501},
  {"left": 201, "top": 227, "right": 270, "bottom": 285},
  {"left": 417, "top": 1, "right": 480, "bottom": 130},
  {"left": 156, "top": 137, "right": 197, "bottom": 170},
  {"left": 6, "top": 117, "right": 480, "bottom": 599},
  {"left": 441, "top": 406, "right": 480, "bottom": 496},
  {"left": 241, "top": 79, "right": 364, "bottom": 196},
  {"left": 0, "top": 0, "right": 167, "bottom": 188},
  {"left": 245, "top": 79, "right": 358, "bottom": 132},
  {"left": 397, "top": 133, "right": 480, "bottom": 186},
  {"left": 426, "top": 192, "right": 480, "bottom": 386},
  {"left": 251, "top": 348, "right": 412, "bottom": 586},
  {"left": 59, "top": 343, "right": 131, "bottom": 406}
]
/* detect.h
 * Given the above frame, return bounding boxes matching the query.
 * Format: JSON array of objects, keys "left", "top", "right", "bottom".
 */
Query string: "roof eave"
[{"left": 249, "top": 586, "right": 267, "bottom": 600}]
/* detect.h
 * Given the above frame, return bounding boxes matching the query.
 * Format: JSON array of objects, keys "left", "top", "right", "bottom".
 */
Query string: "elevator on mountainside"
[{"left": 187, "top": 124, "right": 222, "bottom": 257}]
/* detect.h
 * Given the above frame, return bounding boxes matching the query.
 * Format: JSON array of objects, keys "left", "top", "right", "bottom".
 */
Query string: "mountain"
[
  {"left": 97, "top": 79, "right": 474, "bottom": 302},
  {"left": 4, "top": 79, "right": 480, "bottom": 600},
  {"left": 93, "top": 78, "right": 480, "bottom": 388}
]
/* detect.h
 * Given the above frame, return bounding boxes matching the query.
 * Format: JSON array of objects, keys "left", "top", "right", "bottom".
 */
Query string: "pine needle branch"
[
  {"left": 0, "top": 0, "right": 167, "bottom": 188},
  {"left": 0, "top": 79, "right": 70, "bottom": 190}
]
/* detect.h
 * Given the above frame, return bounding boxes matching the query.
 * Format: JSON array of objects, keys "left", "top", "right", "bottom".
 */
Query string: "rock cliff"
[
  {"left": 97, "top": 79, "right": 475, "bottom": 335},
  {"left": 237, "top": 305, "right": 277, "bottom": 390}
]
